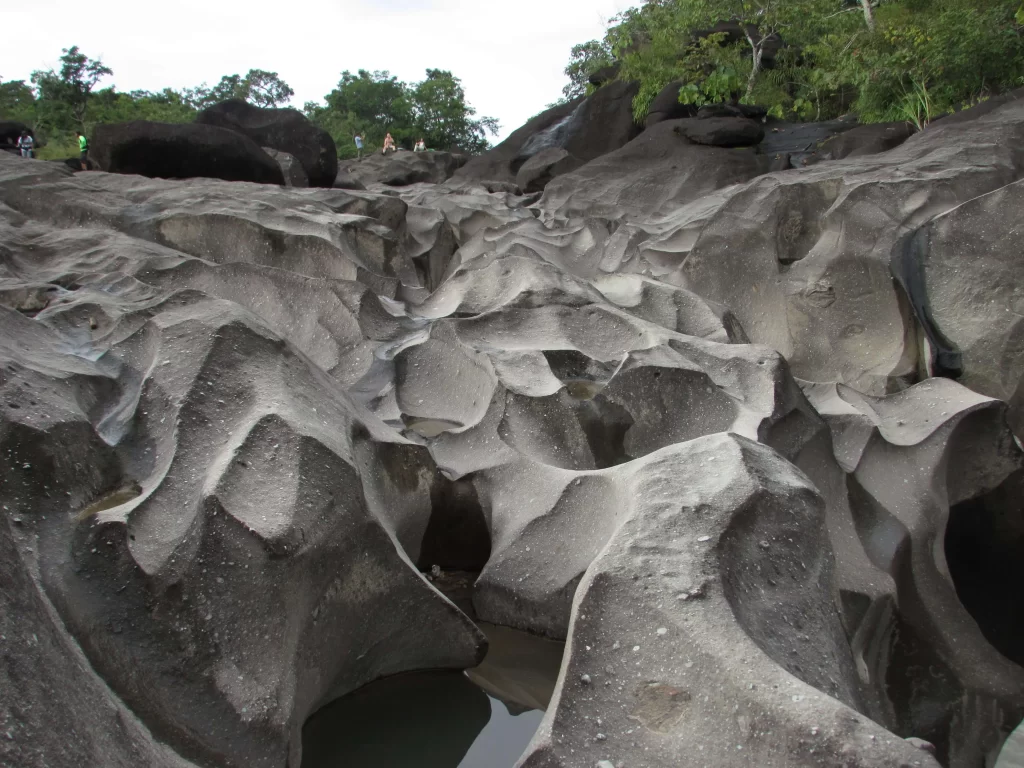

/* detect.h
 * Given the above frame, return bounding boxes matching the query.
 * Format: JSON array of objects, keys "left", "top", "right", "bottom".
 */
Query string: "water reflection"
[{"left": 301, "top": 623, "right": 564, "bottom": 768}]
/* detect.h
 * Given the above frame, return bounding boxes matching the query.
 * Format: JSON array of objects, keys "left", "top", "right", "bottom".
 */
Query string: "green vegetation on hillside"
[
  {"left": 304, "top": 69, "right": 499, "bottom": 158},
  {"left": 1, "top": 47, "right": 496, "bottom": 159},
  {"left": 563, "top": 0, "right": 1024, "bottom": 124}
]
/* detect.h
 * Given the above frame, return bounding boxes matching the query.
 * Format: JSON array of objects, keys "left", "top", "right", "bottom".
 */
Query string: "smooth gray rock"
[
  {"left": 339, "top": 149, "right": 468, "bottom": 187},
  {"left": 263, "top": 146, "right": 309, "bottom": 187},
  {"left": 519, "top": 434, "right": 943, "bottom": 768},
  {"left": 1, "top": 88, "right": 1023, "bottom": 768},
  {"left": 676, "top": 116, "right": 765, "bottom": 147},
  {"left": 514, "top": 147, "right": 583, "bottom": 193}
]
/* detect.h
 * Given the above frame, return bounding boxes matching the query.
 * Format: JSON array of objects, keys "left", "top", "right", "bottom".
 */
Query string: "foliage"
[
  {"left": 1, "top": 47, "right": 300, "bottom": 154},
  {"left": 563, "top": 0, "right": 1024, "bottom": 125},
  {"left": 4, "top": 46, "right": 494, "bottom": 161},
  {"left": 306, "top": 69, "right": 499, "bottom": 159},
  {"left": 0, "top": 79, "right": 35, "bottom": 125},
  {"left": 562, "top": 40, "right": 615, "bottom": 100},
  {"left": 31, "top": 46, "right": 112, "bottom": 133},
  {"left": 185, "top": 69, "right": 295, "bottom": 109}
]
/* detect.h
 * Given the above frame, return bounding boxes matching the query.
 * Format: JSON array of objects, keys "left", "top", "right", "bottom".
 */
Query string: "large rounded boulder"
[
  {"left": 91, "top": 121, "right": 285, "bottom": 184},
  {"left": 197, "top": 99, "right": 338, "bottom": 187},
  {"left": 0, "top": 121, "right": 31, "bottom": 153}
]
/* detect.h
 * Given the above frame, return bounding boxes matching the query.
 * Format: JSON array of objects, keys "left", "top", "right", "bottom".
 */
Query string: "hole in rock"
[
  {"left": 945, "top": 470, "right": 1024, "bottom": 667},
  {"left": 542, "top": 350, "right": 620, "bottom": 385},
  {"left": 885, "top": 613, "right": 959, "bottom": 766},
  {"left": 301, "top": 622, "right": 564, "bottom": 768},
  {"left": 418, "top": 474, "right": 491, "bottom": 572},
  {"left": 576, "top": 396, "right": 634, "bottom": 469}
]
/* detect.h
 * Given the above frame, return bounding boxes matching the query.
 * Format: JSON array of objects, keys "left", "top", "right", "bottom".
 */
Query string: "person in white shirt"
[
  {"left": 17, "top": 131, "right": 34, "bottom": 158},
  {"left": 414, "top": 138, "right": 426, "bottom": 153}
]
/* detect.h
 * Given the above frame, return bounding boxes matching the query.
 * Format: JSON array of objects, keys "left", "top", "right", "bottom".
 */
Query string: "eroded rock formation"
[{"left": 1, "top": 82, "right": 1023, "bottom": 768}]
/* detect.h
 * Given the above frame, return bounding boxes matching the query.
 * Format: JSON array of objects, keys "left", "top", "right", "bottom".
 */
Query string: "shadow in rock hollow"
[
  {"left": 301, "top": 671, "right": 491, "bottom": 767},
  {"left": 945, "top": 469, "right": 1024, "bottom": 669},
  {"left": 301, "top": 622, "right": 563, "bottom": 768}
]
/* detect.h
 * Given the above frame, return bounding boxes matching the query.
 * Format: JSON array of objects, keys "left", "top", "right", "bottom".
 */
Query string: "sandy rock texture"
[{"left": 1, "top": 84, "right": 1023, "bottom": 768}]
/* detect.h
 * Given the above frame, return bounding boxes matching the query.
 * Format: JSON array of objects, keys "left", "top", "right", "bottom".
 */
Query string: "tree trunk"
[
  {"left": 745, "top": 33, "right": 764, "bottom": 101},
  {"left": 859, "top": 0, "right": 876, "bottom": 32}
]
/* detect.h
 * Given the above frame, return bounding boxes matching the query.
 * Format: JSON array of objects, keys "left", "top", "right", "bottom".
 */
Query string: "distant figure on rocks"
[
  {"left": 414, "top": 138, "right": 426, "bottom": 153},
  {"left": 17, "top": 131, "right": 33, "bottom": 158},
  {"left": 382, "top": 132, "right": 396, "bottom": 155},
  {"left": 77, "top": 131, "right": 89, "bottom": 170},
  {"left": 354, "top": 133, "right": 364, "bottom": 159}
]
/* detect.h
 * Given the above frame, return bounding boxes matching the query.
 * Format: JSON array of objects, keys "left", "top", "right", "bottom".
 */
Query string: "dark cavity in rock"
[{"left": 302, "top": 623, "right": 563, "bottom": 768}]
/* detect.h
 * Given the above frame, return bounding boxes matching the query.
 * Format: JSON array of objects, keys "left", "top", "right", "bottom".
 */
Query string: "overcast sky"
[{"left": 0, "top": 0, "right": 637, "bottom": 142}]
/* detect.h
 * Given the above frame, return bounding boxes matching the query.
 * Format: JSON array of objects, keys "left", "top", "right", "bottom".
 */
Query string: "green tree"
[
  {"left": 87, "top": 87, "right": 198, "bottom": 125},
  {"left": 562, "top": 40, "right": 615, "bottom": 99},
  {"left": 182, "top": 69, "right": 294, "bottom": 110},
  {"left": 411, "top": 69, "right": 498, "bottom": 152},
  {"left": 31, "top": 46, "right": 112, "bottom": 132},
  {"left": 0, "top": 79, "right": 36, "bottom": 125},
  {"left": 242, "top": 69, "right": 294, "bottom": 108},
  {"left": 306, "top": 68, "right": 498, "bottom": 158},
  {"left": 572, "top": 0, "right": 1024, "bottom": 125},
  {"left": 306, "top": 69, "right": 416, "bottom": 157}
]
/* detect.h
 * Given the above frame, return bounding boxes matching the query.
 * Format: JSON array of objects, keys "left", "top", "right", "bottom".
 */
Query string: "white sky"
[{"left": 0, "top": 0, "right": 637, "bottom": 142}]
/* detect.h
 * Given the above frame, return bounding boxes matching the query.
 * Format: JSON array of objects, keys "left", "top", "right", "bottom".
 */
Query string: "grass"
[
  {"left": 33, "top": 134, "right": 79, "bottom": 161},
  {"left": 893, "top": 79, "right": 933, "bottom": 132}
]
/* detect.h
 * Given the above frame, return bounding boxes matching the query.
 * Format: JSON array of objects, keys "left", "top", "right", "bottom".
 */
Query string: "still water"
[{"left": 302, "top": 623, "right": 564, "bottom": 768}]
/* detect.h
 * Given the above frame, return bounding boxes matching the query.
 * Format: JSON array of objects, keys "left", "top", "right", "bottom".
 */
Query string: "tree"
[
  {"left": 31, "top": 46, "right": 112, "bottom": 132},
  {"left": 412, "top": 69, "right": 499, "bottom": 152},
  {"left": 562, "top": 40, "right": 614, "bottom": 99},
  {"left": 183, "top": 69, "right": 294, "bottom": 110},
  {"left": 242, "top": 69, "right": 294, "bottom": 108},
  {"left": 574, "top": 0, "right": 1024, "bottom": 125},
  {"left": 87, "top": 87, "right": 197, "bottom": 125},
  {"left": 0, "top": 79, "right": 36, "bottom": 125},
  {"left": 306, "top": 70, "right": 416, "bottom": 157},
  {"left": 306, "top": 68, "right": 498, "bottom": 158}
]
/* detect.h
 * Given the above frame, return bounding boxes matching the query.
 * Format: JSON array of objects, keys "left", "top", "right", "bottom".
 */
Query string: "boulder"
[
  {"left": 692, "top": 19, "right": 747, "bottom": 46},
  {"left": 812, "top": 121, "right": 915, "bottom": 161},
  {"left": 332, "top": 170, "right": 366, "bottom": 190},
  {"left": 676, "top": 116, "right": 765, "bottom": 147},
  {"left": 533, "top": 80, "right": 641, "bottom": 166},
  {"left": 697, "top": 102, "right": 768, "bottom": 121},
  {"left": 0, "top": 120, "right": 31, "bottom": 150},
  {"left": 587, "top": 62, "right": 621, "bottom": 87},
  {"left": 197, "top": 99, "right": 338, "bottom": 187},
  {"left": 338, "top": 150, "right": 468, "bottom": 187},
  {"left": 538, "top": 118, "right": 764, "bottom": 221},
  {"left": 519, "top": 434, "right": 948, "bottom": 768},
  {"left": 263, "top": 147, "right": 309, "bottom": 187},
  {"left": 692, "top": 20, "right": 784, "bottom": 67},
  {"left": 91, "top": 121, "right": 285, "bottom": 185},
  {"left": 514, "top": 147, "right": 583, "bottom": 193},
  {"left": 760, "top": 115, "right": 859, "bottom": 167},
  {"left": 458, "top": 81, "right": 640, "bottom": 184},
  {"left": 891, "top": 178, "right": 1024, "bottom": 434},
  {"left": 645, "top": 80, "right": 697, "bottom": 127},
  {"left": 59, "top": 156, "right": 98, "bottom": 172},
  {"left": 455, "top": 98, "right": 582, "bottom": 183}
]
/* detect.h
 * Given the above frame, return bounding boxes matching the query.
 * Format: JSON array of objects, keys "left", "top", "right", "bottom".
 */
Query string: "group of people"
[
  {"left": 12, "top": 129, "right": 90, "bottom": 170},
  {"left": 352, "top": 132, "right": 428, "bottom": 158}
]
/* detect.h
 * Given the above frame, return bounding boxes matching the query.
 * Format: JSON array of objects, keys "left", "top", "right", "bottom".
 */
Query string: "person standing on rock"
[
  {"left": 354, "top": 133, "right": 364, "bottom": 159},
  {"left": 77, "top": 131, "right": 89, "bottom": 170},
  {"left": 17, "top": 131, "right": 34, "bottom": 158},
  {"left": 382, "top": 132, "right": 395, "bottom": 155},
  {"left": 414, "top": 138, "right": 426, "bottom": 153}
]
